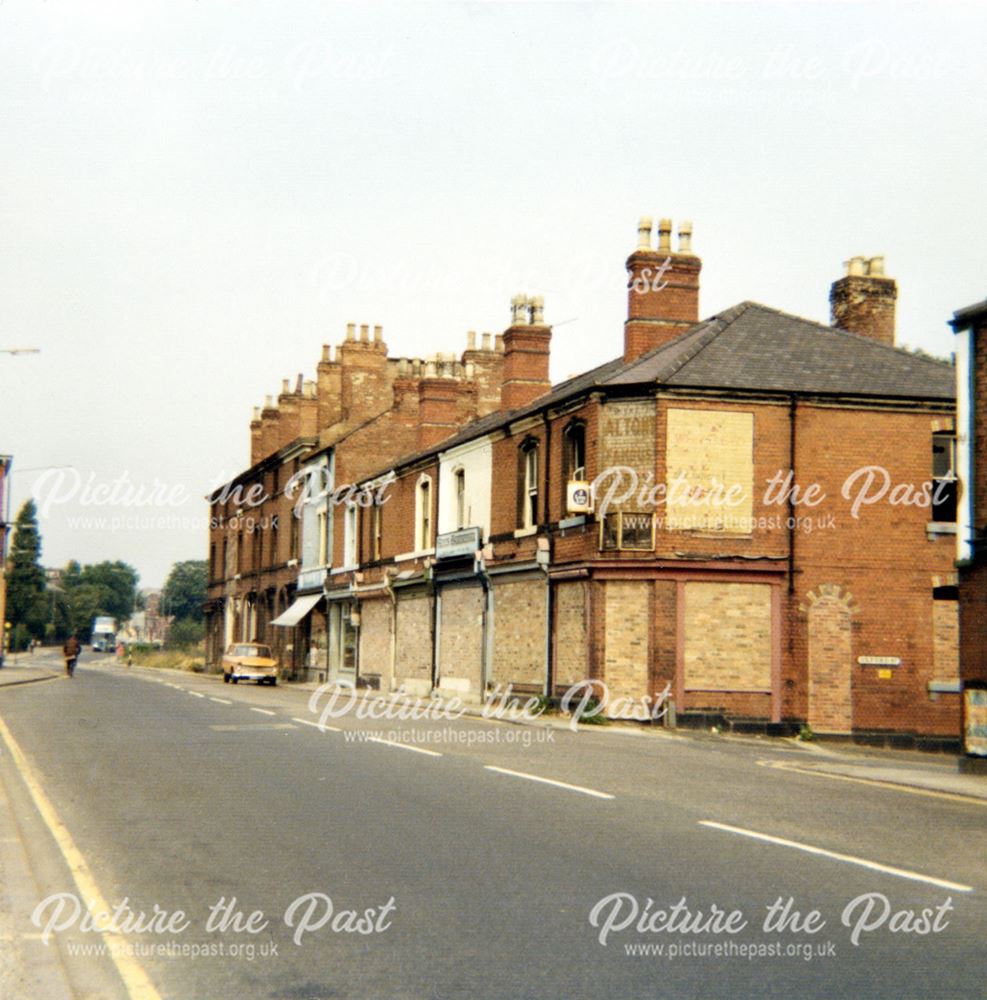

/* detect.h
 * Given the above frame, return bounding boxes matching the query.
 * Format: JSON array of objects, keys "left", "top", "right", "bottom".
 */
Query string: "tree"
[
  {"left": 79, "top": 562, "right": 140, "bottom": 623},
  {"left": 166, "top": 617, "right": 204, "bottom": 649},
  {"left": 5, "top": 500, "right": 47, "bottom": 646},
  {"left": 58, "top": 559, "right": 140, "bottom": 636},
  {"left": 162, "top": 560, "right": 207, "bottom": 622}
]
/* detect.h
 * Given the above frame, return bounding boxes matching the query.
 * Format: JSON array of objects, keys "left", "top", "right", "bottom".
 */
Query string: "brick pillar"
[
  {"left": 501, "top": 295, "right": 551, "bottom": 411},
  {"left": 624, "top": 217, "right": 701, "bottom": 362},
  {"left": 829, "top": 256, "right": 897, "bottom": 346}
]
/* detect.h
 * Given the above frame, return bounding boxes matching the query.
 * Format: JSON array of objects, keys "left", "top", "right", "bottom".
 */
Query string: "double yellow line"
[{"left": 0, "top": 714, "right": 162, "bottom": 1000}]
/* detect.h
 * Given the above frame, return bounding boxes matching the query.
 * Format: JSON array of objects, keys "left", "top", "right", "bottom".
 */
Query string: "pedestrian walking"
[{"left": 62, "top": 635, "right": 80, "bottom": 678}]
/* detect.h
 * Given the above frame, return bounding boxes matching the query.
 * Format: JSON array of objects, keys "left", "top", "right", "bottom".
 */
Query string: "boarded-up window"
[
  {"left": 666, "top": 409, "right": 754, "bottom": 533},
  {"left": 684, "top": 582, "right": 771, "bottom": 691},
  {"left": 932, "top": 592, "right": 959, "bottom": 681}
]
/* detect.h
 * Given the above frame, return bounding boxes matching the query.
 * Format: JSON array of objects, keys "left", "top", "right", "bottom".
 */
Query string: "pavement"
[
  {"left": 0, "top": 650, "right": 984, "bottom": 999},
  {"left": 0, "top": 652, "right": 66, "bottom": 688}
]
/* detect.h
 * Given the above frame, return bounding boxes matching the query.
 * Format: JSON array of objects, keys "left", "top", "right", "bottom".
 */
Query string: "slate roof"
[
  {"left": 605, "top": 301, "right": 955, "bottom": 399},
  {"left": 378, "top": 300, "right": 955, "bottom": 476}
]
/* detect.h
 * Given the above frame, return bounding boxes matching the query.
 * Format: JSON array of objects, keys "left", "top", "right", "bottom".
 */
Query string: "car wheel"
[
  {"left": 231, "top": 677, "right": 238, "bottom": 684},
  {"left": 223, "top": 673, "right": 230, "bottom": 683},
  {"left": 270, "top": 678, "right": 277, "bottom": 687}
]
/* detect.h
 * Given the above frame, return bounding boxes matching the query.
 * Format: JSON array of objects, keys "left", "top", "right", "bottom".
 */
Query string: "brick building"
[
  {"left": 205, "top": 322, "right": 510, "bottom": 679},
  {"left": 952, "top": 297, "right": 987, "bottom": 760},
  {"left": 208, "top": 220, "right": 959, "bottom": 744}
]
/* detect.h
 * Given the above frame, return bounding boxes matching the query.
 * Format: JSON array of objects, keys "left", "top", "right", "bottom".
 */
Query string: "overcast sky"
[{"left": 1, "top": 1, "right": 984, "bottom": 588}]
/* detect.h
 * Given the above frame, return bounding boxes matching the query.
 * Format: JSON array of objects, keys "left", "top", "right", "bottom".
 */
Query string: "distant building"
[{"left": 120, "top": 589, "right": 171, "bottom": 645}]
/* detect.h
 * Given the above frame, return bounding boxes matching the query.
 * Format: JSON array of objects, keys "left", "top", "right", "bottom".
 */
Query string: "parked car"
[{"left": 222, "top": 643, "right": 279, "bottom": 685}]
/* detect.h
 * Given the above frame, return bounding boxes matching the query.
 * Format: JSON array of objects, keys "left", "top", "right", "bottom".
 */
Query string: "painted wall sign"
[{"left": 857, "top": 656, "right": 901, "bottom": 666}]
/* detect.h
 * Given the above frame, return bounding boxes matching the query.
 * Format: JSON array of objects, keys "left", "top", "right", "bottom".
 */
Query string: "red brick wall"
[
  {"left": 792, "top": 404, "right": 957, "bottom": 735},
  {"left": 624, "top": 248, "right": 701, "bottom": 361}
]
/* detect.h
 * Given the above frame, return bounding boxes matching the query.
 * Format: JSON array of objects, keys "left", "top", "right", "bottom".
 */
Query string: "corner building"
[{"left": 212, "top": 220, "right": 960, "bottom": 746}]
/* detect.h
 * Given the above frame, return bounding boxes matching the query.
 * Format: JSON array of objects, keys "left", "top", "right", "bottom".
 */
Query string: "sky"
[{"left": 1, "top": 1, "right": 985, "bottom": 588}]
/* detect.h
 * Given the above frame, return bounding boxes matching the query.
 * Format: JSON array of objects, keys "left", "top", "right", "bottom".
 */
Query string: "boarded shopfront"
[
  {"left": 490, "top": 572, "right": 547, "bottom": 692},
  {"left": 436, "top": 581, "right": 485, "bottom": 698},
  {"left": 394, "top": 588, "right": 434, "bottom": 697}
]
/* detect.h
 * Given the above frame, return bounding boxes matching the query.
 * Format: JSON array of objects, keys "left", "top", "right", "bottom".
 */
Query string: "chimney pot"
[
  {"left": 264, "top": 395, "right": 273, "bottom": 409},
  {"left": 346, "top": 322, "right": 356, "bottom": 341},
  {"left": 481, "top": 332, "right": 492, "bottom": 351},
  {"left": 467, "top": 330, "right": 477, "bottom": 350},
  {"left": 281, "top": 378, "right": 290, "bottom": 394},
  {"left": 530, "top": 295, "right": 545, "bottom": 325},
  {"left": 847, "top": 256, "right": 867, "bottom": 277},
  {"left": 511, "top": 294, "right": 530, "bottom": 325},
  {"left": 252, "top": 406, "right": 261, "bottom": 421},
  {"left": 373, "top": 324, "right": 383, "bottom": 343},
  {"left": 637, "top": 216, "right": 653, "bottom": 251},
  {"left": 677, "top": 221, "right": 693, "bottom": 255},
  {"left": 867, "top": 256, "right": 885, "bottom": 277},
  {"left": 657, "top": 218, "right": 673, "bottom": 253},
  {"left": 322, "top": 344, "right": 331, "bottom": 363},
  {"left": 359, "top": 323, "right": 369, "bottom": 342},
  {"left": 426, "top": 360, "right": 437, "bottom": 378}
]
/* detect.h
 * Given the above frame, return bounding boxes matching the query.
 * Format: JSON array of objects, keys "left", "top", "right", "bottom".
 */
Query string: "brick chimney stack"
[
  {"left": 462, "top": 329, "right": 505, "bottom": 417},
  {"left": 338, "top": 321, "right": 390, "bottom": 425},
  {"left": 259, "top": 395, "right": 280, "bottom": 458},
  {"left": 417, "top": 359, "right": 465, "bottom": 450},
  {"left": 624, "top": 216, "right": 701, "bottom": 362},
  {"left": 249, "top": 407, "right": 263, "bottom": 465},
  {"left": 277, "top": 377, "right": 301, "bottom": 449},
  {"left": 829, "top": 256, "right": 897, "bottom": 346},
  {"left": 501, "top": 294, "right": 551, "bottom": 410}
]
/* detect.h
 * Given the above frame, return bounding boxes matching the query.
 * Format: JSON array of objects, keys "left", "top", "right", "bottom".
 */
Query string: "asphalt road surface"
[{"left": 1, "top": 650, "right": 984, "bottom": 999}]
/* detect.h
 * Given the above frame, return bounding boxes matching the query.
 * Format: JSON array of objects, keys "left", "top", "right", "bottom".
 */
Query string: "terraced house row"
[{"left": 206, "top": 219, "right": 961, "bottom": 747}]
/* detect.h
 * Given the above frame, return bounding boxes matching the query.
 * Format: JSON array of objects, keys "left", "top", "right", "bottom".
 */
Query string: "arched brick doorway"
[{"left": 802, "top": 585, "right": 858, "bottom": 734}]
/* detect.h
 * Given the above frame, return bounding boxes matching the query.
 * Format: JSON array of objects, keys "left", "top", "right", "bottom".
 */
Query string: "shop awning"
[{"left": 270, "top": 592, "right": 322, "bottom": 628}]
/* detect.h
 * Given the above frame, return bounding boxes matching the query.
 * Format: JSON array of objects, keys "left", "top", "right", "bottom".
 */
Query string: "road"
[{"left": 0, "top": 650, "right": 984, "bottom": 999}]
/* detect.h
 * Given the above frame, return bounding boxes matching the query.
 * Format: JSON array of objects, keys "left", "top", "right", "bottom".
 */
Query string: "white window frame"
[
  {"left": 343, "top": 503, "right": 358, "bottom": 569},
  {"left": 317, "top": 507, "right": 329, "bottom": 567},
  {"left": 416, "top": 475, "right": 433, "bottom": 552},
  {"left": 454, "top": 467, "right": 466, "bottom": 530},
  {"left": 523, "top": 445, "right": 538, "bottom": 529}
]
